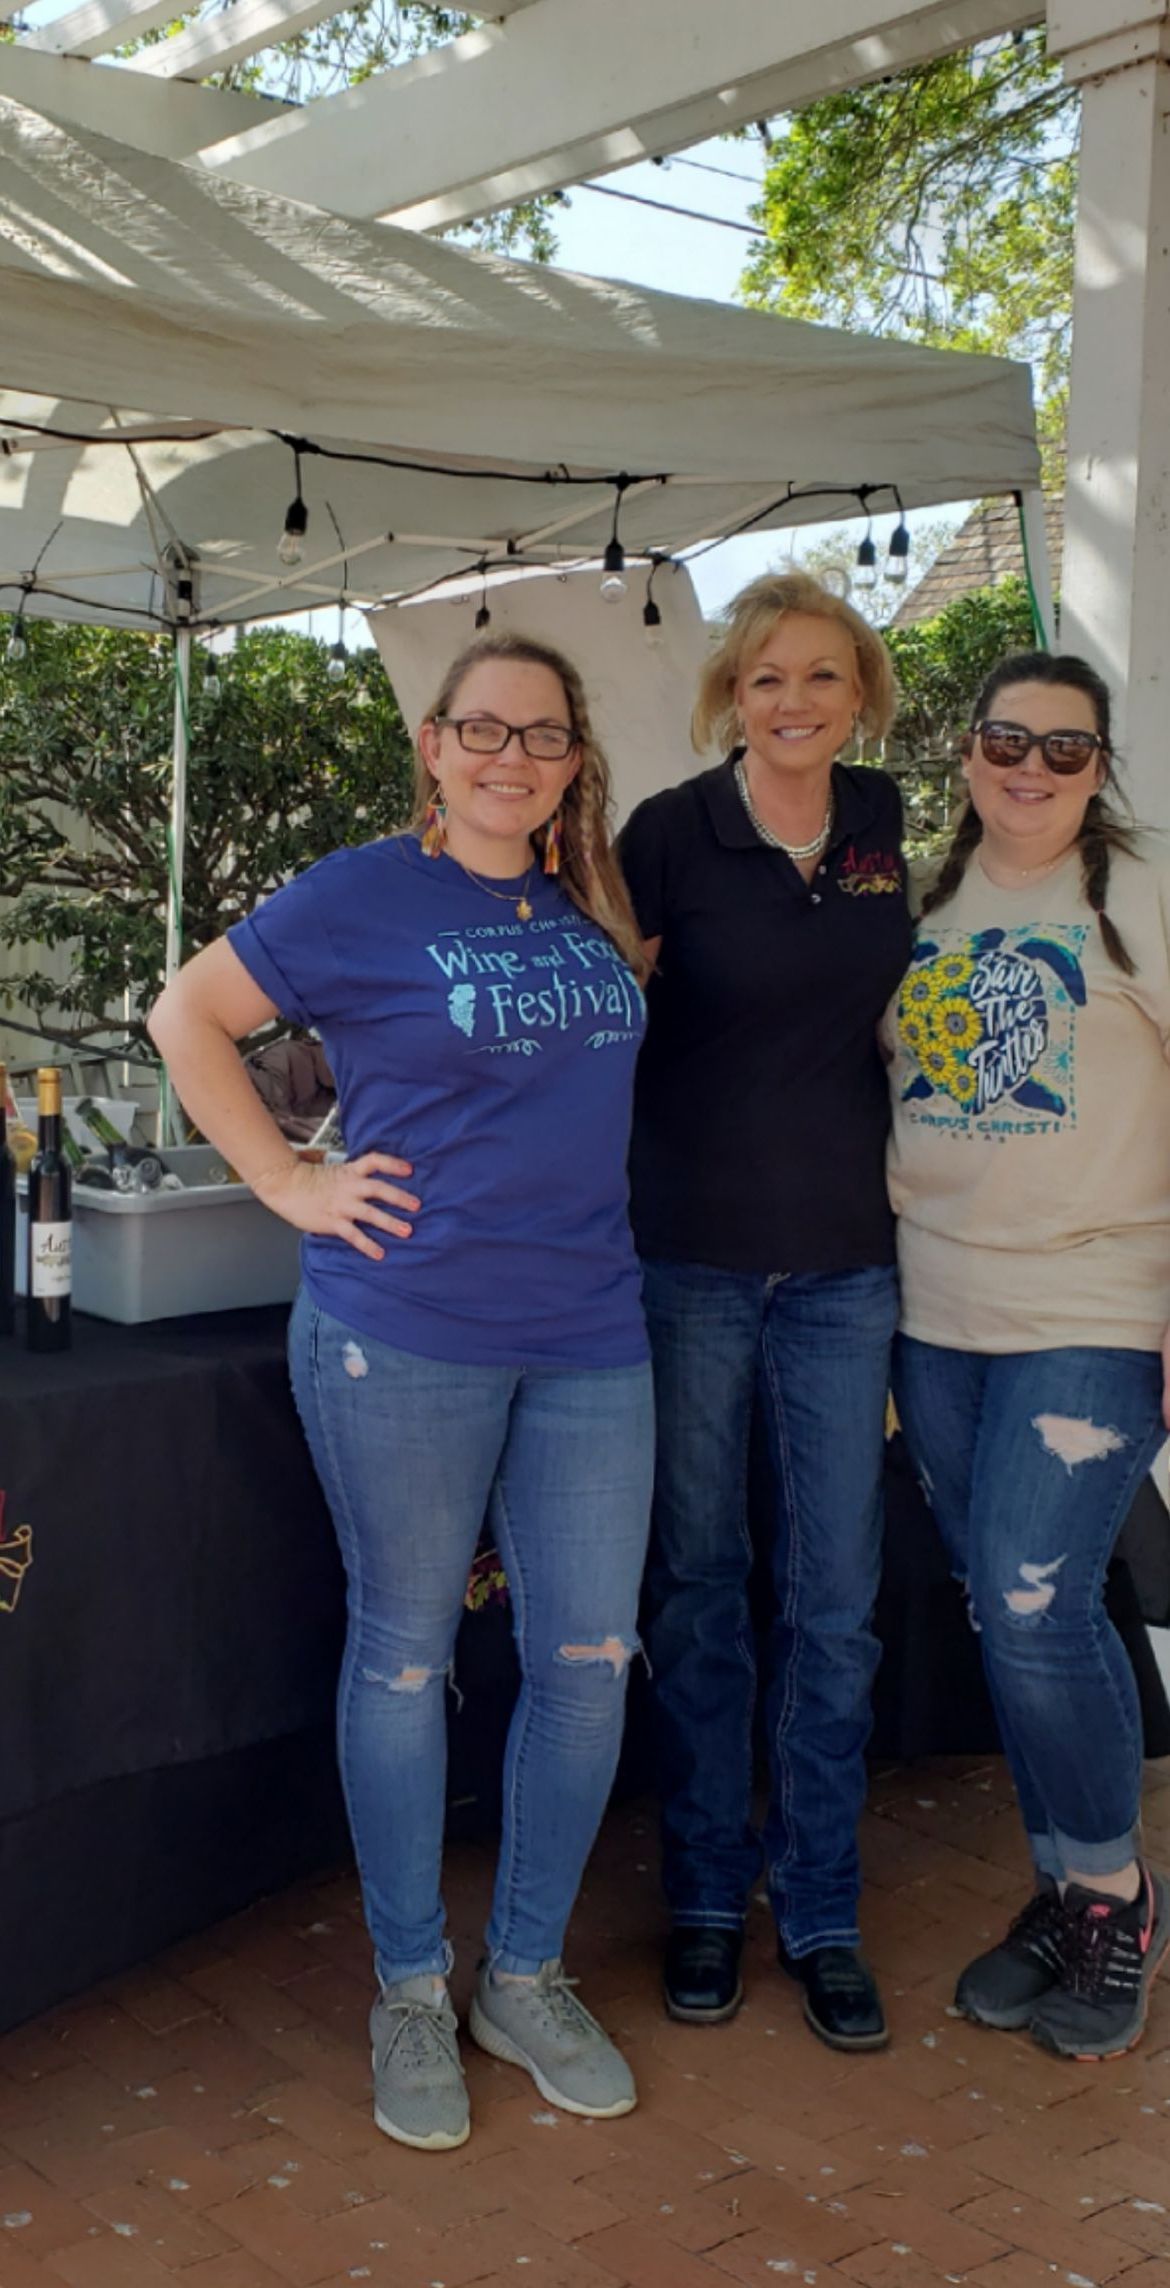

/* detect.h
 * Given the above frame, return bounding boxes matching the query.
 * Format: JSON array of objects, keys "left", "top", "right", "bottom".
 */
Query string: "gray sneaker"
[
  {"left": 370, "top": 1975, "right": 469, "bottom": 2150},
  {"left": 469, "top": 1959, "right": 636, "bottom": 2118}
]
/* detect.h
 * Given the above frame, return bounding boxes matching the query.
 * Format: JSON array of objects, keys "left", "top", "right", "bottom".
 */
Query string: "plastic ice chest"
[{"left": 16, "top": 1145, "right": 301, "bottom": 1323}]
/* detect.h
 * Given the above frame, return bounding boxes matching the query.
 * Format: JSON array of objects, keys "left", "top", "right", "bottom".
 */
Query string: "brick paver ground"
[{"left": 3, "top": 1757, "right": 1169, "bottom": 2288}]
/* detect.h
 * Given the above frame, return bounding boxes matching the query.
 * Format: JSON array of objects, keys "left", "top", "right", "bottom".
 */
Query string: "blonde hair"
[
  {"left": 692, "top": 570, "right": 898, "bottom": 755},
  {"left": 411, "top": 633, "right": 650, "bottom": 984}
]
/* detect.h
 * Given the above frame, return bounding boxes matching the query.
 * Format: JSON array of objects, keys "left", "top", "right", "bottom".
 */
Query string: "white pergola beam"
[
  {"left": 0, "top": 43, "right": 288, "bottom": 152},
  {"left": 21, "top": 0, "right": 189, "bottom": 61},
  {"left": 131, "top": 0, "right": 362, "bottom": 82},
  {"left": 194, "top": 0, "right": 1039, "bottom": 222}
]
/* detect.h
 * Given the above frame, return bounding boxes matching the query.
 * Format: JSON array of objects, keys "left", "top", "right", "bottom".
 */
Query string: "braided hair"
[{"left": 920, "top": 652, "right": 1137, "bottom": 976}]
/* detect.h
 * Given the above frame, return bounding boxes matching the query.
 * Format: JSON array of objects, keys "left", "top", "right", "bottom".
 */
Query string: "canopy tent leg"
[
  {"left": 158, "top": 624, "right": 190, "bottom": 1146},
  {"left": 1015, "top": 488, "right": 1056, "bottom": 653}
]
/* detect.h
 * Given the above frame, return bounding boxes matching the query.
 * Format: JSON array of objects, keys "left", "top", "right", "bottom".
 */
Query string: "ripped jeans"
[
  {"left": 289, "top": 1292, "right": 654, "bottom": 1982},
  {"left": 893, "top": 1337, "right": 1165, "bottom": 1879}
]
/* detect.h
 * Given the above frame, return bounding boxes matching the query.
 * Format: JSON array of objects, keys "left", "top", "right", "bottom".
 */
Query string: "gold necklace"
[
  {"left": 454, "top": 856, "right": 535, "bottom": 921},
  {"left": 978, "top": 843, "right": 1075, "bottom": 888}
]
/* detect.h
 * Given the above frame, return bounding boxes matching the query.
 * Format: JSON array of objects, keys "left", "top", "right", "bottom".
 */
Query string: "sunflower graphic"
[
  {"left": 932, "top": 995, "right": 983, "bottom": 1055},
  {"left": 899, "top": 968, "right": 940, "bottom": 1019},
  {"left": 933, "top": 952, "right": 975, "bottom": 989}
]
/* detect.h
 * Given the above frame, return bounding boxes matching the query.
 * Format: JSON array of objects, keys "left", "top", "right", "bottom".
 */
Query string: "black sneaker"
[
  {"left": 955, "top": 1878, "right": 1068, "bottom": 2031},
  {"left": 1030, "top": 1866, "right": 1169, "bottom": 2061}
]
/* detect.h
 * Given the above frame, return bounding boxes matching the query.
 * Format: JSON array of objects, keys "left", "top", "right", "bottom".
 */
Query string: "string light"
[
  {"left": 5, "top": 618, "right": 27, "bottom": 664},
  {"left": 886, "top": 491, "right": 911, "bottom": 585},
  {"left": 642, "top": 555, "right": 667, "bottom": 647},
  {"left": 327, "top": 641, "right": 347, "bottom": 683},
  {"left": 600, "top": 476, "right": 630, "bottom": 602},
  {"left": 855, "top": 530, "right": 878, "bottom": 591},
  {"left": 203, "top": 663, "right": 222, "bottom": 700},
  {"left": 475, "top": 561, "right": 491, "bottom": 630},
  {"left": 278, "top": 447, "right": 308, "bottom": 566}
]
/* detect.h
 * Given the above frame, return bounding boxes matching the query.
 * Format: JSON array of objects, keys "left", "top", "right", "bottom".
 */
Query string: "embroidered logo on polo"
[
  {"left": 837, "top": 842, "right": 901, "bottom": 896},
  {"left": 897, "top": 925, "right": 1089, "bottom": 1133},
  {"left": 425, "top": 912, "right": 644, "bottom": 1055}
]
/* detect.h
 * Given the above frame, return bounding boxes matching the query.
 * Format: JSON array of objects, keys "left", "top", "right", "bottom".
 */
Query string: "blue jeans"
[
  {"left": 893, "top": 1337, "right": 1165, "bottom": 1878},
  {"left": 288, "top": 1292, "right": 654, "bottom": 1982},
  {"left": 640, "top": 1258, "right": 899, "bottom": 1958}
]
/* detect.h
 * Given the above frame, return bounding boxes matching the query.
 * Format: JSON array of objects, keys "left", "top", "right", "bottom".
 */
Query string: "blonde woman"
[
  {"left": 150, "top": 635, "right": 653, "bottom": 2150},
  {"left": 619, "top": 573, "right": 909, "bottom": 2050}
]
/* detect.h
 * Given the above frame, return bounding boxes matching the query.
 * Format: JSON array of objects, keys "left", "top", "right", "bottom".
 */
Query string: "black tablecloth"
[{"left": 2, "top": 1307, "right": 1166, "bottom": 2031}]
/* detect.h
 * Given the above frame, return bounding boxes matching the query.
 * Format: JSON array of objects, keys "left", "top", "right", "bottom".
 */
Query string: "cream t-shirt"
[{"left": 885, "top": 833, "right": 1170, "bottom": 1353}]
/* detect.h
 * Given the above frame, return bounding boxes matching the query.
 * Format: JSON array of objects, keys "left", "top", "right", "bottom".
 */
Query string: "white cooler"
[{"left": 16, "top": 1144, "right": 301, "bottom": 1323}]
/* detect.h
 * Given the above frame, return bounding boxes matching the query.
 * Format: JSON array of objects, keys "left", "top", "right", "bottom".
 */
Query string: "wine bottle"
[
  {"left": 27, "top": 1067, "right": 72, "bottom": 1353},
  {"left": 0, "top": 1062, "right": 14, "bottom": 1339}
]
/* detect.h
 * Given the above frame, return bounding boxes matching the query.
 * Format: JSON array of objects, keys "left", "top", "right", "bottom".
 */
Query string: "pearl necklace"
[{"left": 734, "top": 758, "right": 833, "bottom": 863}]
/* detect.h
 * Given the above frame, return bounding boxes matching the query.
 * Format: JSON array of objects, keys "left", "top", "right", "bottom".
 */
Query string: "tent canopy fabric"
[{"left": 0, "top": 96, "right": 1042, "bottom": 631}]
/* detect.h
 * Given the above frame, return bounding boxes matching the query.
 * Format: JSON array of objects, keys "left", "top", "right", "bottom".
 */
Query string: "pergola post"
[{"left": 1051, "top": 1, "right": 1170, "bottom": 822}]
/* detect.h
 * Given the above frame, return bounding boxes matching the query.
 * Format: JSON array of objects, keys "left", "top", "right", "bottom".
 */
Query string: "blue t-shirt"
[{"left": 229, "top": 835, "right": 648, "bottom": 1368}]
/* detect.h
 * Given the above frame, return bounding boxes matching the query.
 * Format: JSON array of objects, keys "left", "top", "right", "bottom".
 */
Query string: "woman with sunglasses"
[
  {"left": 149, "top": 634, "right": 653, "bottom": 2149},
  {"left": 887, "top": 650, "right": 1170, "bottom": 2060}
]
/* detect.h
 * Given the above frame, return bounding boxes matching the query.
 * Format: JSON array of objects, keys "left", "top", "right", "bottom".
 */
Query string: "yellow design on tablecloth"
[{"left": 0, "top": 1501, "right": 33, "bottom": 1615}]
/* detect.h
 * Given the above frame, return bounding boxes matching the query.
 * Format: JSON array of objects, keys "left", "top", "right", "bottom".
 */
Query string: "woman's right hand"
[{"left": 254, "top": 1153, "right": 420, "bottom": 1262}]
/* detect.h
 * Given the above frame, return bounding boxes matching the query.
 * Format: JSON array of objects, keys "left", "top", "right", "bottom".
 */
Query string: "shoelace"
[
  {"left": 1007, "top": 1888, "right": 1068, "bottom": 1969},
  {"left": 522, "top": 1967, "right": 598, "bottom": 2041},
  {"left": 1060, "top": 1901, "right": 1144, "bottom": 2002},
  {"left": 377, "top": 1996, "right": 459, "bottom": 2073}
]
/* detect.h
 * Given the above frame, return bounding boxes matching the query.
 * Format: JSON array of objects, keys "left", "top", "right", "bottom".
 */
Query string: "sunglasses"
[{"left": 973, "top": 719, "right": 1105, "bottom": 777}]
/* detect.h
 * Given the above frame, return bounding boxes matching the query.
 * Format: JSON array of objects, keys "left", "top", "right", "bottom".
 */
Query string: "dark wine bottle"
[
  {"left": 0, "top": 1062, "right": 14, "bottom": 1339},
  {"left": 27, "top": 1066, "right": 72, "bottom": 1353}
]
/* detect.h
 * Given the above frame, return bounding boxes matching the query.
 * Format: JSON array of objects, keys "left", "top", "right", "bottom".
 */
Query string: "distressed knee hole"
[
  {"left": 556, "top": 1634, "right": 635, "bottom": 1679},
  {"left": 1031, "top": 1412, "right": 1127, "bottom": 1473},
  {"left": 1002, "top": 1554, "right": 1066, "bottom": 1618},
  {"left": 342, "top": 1341, "right": 369, "bottom": 1380},
  {"left": 361, "top": 1662, "right": 442, "bottom": 1694}
]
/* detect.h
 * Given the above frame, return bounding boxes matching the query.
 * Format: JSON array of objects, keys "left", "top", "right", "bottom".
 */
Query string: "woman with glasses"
[
  {"left": 887, "top": 650, "right": 1170, "bottom": 2061},
  {"left": 149, "top": 634, "right": 653, "bottom": 2149}
]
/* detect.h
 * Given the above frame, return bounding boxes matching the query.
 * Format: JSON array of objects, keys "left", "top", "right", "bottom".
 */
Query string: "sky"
[{"left": 15, "top": 3, "right": 965, "bottom": 636}]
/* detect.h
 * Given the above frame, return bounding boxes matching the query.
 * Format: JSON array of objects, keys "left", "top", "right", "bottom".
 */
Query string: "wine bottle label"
[{"left": 31, "top": 1222, "right": 72, "bottom": 1297}]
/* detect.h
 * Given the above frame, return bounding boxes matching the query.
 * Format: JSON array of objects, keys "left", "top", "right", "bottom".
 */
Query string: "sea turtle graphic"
[{"left": 899, "top": 927, "right": 1086, "bottom": 1118}]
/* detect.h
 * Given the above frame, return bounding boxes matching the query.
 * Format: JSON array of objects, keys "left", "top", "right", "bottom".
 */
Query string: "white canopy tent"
[{"left": 0, "top": 90, "right": 1046, "bottom": 1062}]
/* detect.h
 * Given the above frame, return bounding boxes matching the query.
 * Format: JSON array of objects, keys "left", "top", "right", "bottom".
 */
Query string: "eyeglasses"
[
  {"left": 974, "top": 720, "right": 1105, "bottom": 776},
  {"left": 435, "top": 714, "right": 577, "bottom": 762}
]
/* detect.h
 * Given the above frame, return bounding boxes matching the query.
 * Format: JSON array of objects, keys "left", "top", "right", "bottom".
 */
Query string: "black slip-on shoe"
[
  {"left": 664, "top": 1926, "right": 744, "bottom": 2024},
  {"left": 778, "top": 1941, "right": 888, "bottom": 2052}
]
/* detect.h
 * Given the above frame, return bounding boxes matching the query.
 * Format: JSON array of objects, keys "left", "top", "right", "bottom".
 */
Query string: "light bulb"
[
  {"left": 277, "top": 494, "right": 308, "bottom": 565},
  {"left": 855, "top": 535, "right": 878, "bottom": 592},
  {"left": 886, "top": 521, "right": 911, "bottom": 585},
  {"left": 5, "top": 628, "right": 27, "bottom": 663},
  {"left": 327, "top": 642, "right": 347, "bottom": 683},
  {"left": 475, "top": 604, "right": 491, "bottom": 631},
  {"left": 600, "top": 535, "right": 627, "bottom": 603},
  {"left": 203, "top": 669, "right": 222, "bottom": 701},
  {"left": 643, "top": 599, "right": 663, "bottom": 647}
]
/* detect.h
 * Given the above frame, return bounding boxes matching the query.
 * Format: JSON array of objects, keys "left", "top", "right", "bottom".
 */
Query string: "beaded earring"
[
  {"left": 421, "top": 786, "right": 448, "bottom": 857},
  {"left": 543, "top": 809, "right": 563, "bottom": 876}
]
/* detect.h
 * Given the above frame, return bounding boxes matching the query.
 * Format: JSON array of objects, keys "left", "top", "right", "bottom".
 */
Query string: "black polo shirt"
[{"left": 619, "top": 757, "right": 912, "bottom": 1274}]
